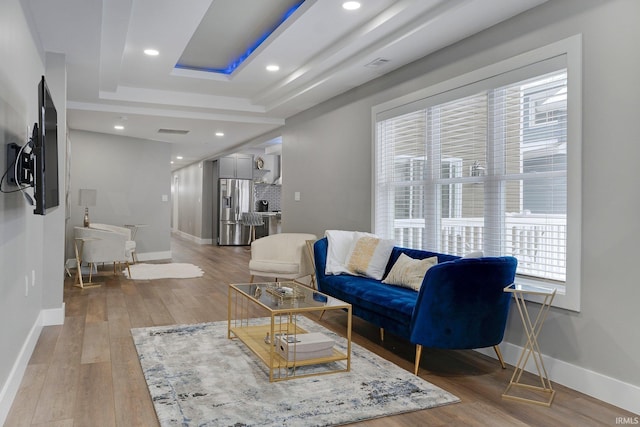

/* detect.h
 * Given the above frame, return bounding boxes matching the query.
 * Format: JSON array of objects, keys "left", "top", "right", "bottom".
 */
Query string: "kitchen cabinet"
[
  {"left": 218, "top": 155, "right": 253, "bottom": 179},
  {"left": 236, "top": 157, "right": 253, "bottom": 179}
]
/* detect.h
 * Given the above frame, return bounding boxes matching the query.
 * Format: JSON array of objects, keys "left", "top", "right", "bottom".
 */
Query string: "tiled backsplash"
[{"left": 254, "top": 183, "right": 281, "bottom": 211}]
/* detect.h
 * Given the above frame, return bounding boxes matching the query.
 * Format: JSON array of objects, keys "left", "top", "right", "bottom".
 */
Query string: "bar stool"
[{"left": 240, "top": 212, "right": 264, "bottom": 245}]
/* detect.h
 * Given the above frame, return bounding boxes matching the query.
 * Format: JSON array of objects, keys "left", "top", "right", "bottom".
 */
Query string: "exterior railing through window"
[{"left": 393, "top": 215, "right": 566, "bottom": 281}]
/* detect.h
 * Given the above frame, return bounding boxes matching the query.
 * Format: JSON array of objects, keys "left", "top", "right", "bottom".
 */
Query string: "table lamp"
[{"left": 78, "top": 188, "right": 97, "bottom": 227}]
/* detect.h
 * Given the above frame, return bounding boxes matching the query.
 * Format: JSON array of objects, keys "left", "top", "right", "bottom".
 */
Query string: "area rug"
[
  {"left": 131, "top": 317, "right": 459, "bottom": 426},
  {"left": 124, "top": 263, "right": 204, "bottom": 280}
]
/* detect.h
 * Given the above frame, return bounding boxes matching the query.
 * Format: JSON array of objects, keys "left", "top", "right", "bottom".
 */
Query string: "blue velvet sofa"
[{"left": 313, "top": 237, "right": 518, "bottom": 374}]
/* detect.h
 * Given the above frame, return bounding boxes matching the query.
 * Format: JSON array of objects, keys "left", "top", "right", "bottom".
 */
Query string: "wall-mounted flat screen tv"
[{"left": 33, "top": 75, "right": 59, "bottom": 215}]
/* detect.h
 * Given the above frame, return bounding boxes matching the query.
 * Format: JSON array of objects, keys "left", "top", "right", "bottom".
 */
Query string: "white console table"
[{"left": 502, "top": 283, "right": 556, "bottom": 406}]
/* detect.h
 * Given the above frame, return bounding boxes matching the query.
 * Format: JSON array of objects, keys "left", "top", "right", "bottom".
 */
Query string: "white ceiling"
[{"left": 25, "top": 0, "right": 547, "bottom": 170}]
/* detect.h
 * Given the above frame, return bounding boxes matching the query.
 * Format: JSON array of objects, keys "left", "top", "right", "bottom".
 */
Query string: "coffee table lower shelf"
[{"left": 229, "top": 323, "right": 348, "bottom": 381}]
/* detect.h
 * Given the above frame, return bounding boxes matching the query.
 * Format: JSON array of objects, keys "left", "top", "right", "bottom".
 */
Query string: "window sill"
[{"left": 514, "top": 275, "right": 579, "bottom": 312}]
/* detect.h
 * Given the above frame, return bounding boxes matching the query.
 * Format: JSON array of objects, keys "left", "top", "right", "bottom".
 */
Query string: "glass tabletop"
[
  {"left": 230, "top": 281, "right": 350, "bottom": 313},
  {"left": 504, "top": 282, "right": 557, "bottom": 296}
]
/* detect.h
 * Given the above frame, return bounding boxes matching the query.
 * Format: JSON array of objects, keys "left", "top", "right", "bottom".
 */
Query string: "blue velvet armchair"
[{"left": 314, "top": 237, "right": 518, "bottom": 374}]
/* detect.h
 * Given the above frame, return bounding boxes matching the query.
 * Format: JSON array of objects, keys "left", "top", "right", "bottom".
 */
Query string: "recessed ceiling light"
[
  {"left": 114, "top": 125, "right": 124, "bottom": 130},
  {"left": 176, "top": 156, "right": 183, "bottom": 160},
  {"left": 215, "top": 132, "right": 224, "bottom": 137},
  {"left": 266, "top": 64, "right": 280, "bottom": 72},
  {"left": 170, "top": 161, "right": 174, "bottom": 164},
  {"left": 144, "top": 48, "right": 159, "bottom": 56},
  {"left": 342, "top": 1, "right": 361, "bottom": 10}
]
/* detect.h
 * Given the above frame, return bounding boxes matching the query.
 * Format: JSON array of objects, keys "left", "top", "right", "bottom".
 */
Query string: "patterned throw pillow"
[
  {"left": 346, "top": 236, "right": 395, "bottom": 280},
  {"left": 324, "top": 230, "right": 376, "bottom": 275},
  {"left": 382, "top": 253, "right": 438, "bottom": 291}
]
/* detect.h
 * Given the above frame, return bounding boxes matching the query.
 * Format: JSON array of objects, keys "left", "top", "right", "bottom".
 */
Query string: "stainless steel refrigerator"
[{"left": 218, "top": 178, "right": 253, "bottom": 245}]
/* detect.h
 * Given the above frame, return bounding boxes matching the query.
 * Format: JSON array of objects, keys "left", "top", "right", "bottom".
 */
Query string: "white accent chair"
[
  {"left": 74, "top": 226, "right": 132, "bottom": 283},
  {"left": 249, "top": 233, "right": 317, "bottom": 287},
  {"left": 90, "top": 223, "right": 136, "bottom": 263}
]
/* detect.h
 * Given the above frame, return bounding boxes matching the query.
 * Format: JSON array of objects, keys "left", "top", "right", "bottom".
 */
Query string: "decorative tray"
[{"left": 266, "top": 285, "right": 306, "bottom": 300}]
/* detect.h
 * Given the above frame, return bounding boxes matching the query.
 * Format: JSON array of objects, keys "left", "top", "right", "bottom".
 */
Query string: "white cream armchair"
[
  {"left": 90, "top": 223, "right": 136, "bottom": 263},
  {"left": 74, "top": 226, "right": 132, "bottom": 284},
  {"left": 249, "top": 233, "right": 317, "bottom": 286}
]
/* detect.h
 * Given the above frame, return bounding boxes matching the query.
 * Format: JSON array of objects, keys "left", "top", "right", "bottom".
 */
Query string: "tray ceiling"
[{"left": 25, "top": 0, "right": 547, "bottom": 169}]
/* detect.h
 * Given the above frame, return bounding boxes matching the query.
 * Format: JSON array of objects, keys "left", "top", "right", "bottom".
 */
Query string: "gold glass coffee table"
[{"left": 228, "top": 281, "right": 352, "bottom": 382}]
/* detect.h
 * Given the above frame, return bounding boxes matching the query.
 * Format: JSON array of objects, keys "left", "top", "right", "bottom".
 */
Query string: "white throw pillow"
[
  {"left": 382, "top": 254, "right": 438, "bottom": 291},
  {"left": 345, "top": 235, "right": 395, "bottom": 280},
  {"left": 324, "top": 230, "right": 367, "bottom": 275},
  {"left": 463, "top": 250, "right": 484, "bottom": 258}
]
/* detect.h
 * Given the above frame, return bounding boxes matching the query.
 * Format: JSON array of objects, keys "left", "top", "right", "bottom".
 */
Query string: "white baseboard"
[
  {"left": 0, "top": 304, "right": 65, "bottom": 425},
  {"left": 41, "top": 303, "right": 65, "bottom": 326},
  {"left": 136, "top": 251, "right": 172, "bottom": 262},
  {"left": 476, "top": 342, "right": 640, "bottom": 415},
  {"left": 172, "top": 230, "right": 213, "bottom": 245}
]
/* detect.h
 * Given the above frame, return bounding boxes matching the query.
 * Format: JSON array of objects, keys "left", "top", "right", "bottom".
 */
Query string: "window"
[{"left": 373, "top": 36, "right": 581, "bottom": 310}]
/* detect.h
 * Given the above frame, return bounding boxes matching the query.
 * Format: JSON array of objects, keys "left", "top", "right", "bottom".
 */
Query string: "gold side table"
[{"left": 502, "top": 283, "right": 557, "bottom": 406}]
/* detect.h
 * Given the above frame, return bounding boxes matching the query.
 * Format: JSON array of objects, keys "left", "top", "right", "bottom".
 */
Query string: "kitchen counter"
[
  {"left": 255, "top": 212, "right": 281, "bottom": 237},
  {"left": 257, "top": 211, "right": 281, "bottom": 217}
]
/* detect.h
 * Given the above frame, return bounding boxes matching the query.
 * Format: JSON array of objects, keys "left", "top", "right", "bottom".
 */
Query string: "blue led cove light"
[{"left": 175, "top": 1, "right": 305, "bottom": 75}]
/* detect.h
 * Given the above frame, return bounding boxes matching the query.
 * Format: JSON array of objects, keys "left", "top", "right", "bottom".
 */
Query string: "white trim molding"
[
  {"left": 171, "top": 230, "right": 213, "bottom": 245},
  {"left": 42, "top": 303, "right": 66, "bottom": 327},
  {"left": 476, "top": 342, "right": 640, "bottom": 415},
  {"left": 0, "top": 305, "right": 65, "bottom": 425},
  {"left": 136, "top": 250, "right": 173, "bottom": 262}
]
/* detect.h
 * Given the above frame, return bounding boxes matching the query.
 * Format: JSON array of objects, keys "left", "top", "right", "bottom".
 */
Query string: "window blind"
[{"left": 375, "top": 68, "right": 568, "bottom": 282}]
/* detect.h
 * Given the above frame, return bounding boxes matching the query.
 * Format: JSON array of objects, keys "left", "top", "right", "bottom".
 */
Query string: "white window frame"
[
  {"left": 372, "top": 35, "right": 582, "bottom": 311},
  {"left": 441, "top": 157, "right": 463, "bottom": 219}
]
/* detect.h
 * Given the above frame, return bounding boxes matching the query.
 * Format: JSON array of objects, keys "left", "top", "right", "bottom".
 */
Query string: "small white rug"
[
  {"left": 132, "top": 317, "right": 459, "bottom": 426},
  {"left": 124, "top": 263, "right": 204, "bottom": 280}
]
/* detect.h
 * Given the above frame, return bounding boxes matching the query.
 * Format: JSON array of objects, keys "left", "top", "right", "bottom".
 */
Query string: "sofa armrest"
[
  {"left": 409, "top": 257, "right": 517, "bottom": 349},
  {"left": 313, "top": 237, "right": 330, "bottom": 282}
]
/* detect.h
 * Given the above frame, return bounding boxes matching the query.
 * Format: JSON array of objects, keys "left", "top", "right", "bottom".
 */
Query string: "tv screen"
[{"left": 33, "top": 76, "right": 59, "bottom": 215}]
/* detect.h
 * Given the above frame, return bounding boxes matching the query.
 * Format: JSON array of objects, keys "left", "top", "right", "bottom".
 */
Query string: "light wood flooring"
[{"left": 5, "top": 234, "right": 634, "bottom": 426}]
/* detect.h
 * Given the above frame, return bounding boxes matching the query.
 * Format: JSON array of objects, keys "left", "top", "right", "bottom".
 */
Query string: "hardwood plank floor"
[{"left": 5, "top": 234, "right": 635, "bottom": 426}]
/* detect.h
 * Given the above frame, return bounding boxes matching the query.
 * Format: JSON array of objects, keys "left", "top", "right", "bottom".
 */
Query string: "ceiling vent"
[
  {"left": 158, "top": 128, "right": 190, "bottom": 135},
  {"left": 365, "top": 58, "right": 390, "bottom": 68}
]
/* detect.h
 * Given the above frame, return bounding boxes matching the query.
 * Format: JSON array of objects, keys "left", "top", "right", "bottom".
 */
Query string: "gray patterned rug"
[{"left": 131, "top": 317, "right": 459, "bottom": 426}]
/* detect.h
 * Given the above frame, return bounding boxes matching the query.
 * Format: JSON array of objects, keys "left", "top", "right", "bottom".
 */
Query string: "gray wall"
[
  {"left": 283, "top": 101, "right": 372, "bottom": 234},
  {"left": 0, "top": 0, "right": 65, "bottom": 418},
  {"left": 282, "top": 0, "right": 640, "bottom": 399},
  {"left": 171, "top": 161, "right": 214, "bottom": 242},
  {"left": 67, "top": 130, "right": 172, "bottom": 260}
]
